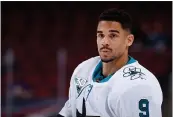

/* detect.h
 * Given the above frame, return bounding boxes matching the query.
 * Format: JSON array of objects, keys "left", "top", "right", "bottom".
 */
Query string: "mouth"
[{"left": 100, "top": 49, "right": 111, "bottom": 52}]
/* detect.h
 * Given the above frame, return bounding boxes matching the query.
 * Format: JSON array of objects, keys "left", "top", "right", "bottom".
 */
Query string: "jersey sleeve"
[
  {"left": 58, "top": 69, "right": 76, "bottom": 117},
  {"left": 58, "top": 83, "right": 73, "bottom": 117},
  {"left": 108, "top": 84, "right": 163, "bottom": 117},
  {"left": 58, "top": 61, "right": 86, "bottom": 117}
]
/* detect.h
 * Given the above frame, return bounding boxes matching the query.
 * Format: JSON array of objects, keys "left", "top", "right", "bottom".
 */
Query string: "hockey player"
[{"left": 57, "top": 8, "right": 163, "bottom": 117}]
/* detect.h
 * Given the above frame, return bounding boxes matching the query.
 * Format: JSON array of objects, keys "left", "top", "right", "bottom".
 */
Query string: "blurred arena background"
[{"left": 1, "top": 1, "right": 172, "bottom": 117}]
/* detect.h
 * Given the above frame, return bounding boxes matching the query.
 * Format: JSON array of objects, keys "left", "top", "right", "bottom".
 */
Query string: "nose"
[{"left": 102, "top": 37, "right": 110, "bottom": 46}]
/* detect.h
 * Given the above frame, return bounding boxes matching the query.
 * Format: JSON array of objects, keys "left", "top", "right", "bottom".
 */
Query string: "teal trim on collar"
[
  {"left": 92, "top": 61, "right": 102, "bottom": 82},
  {"left": 126, "top": 56, "right": 136, "bottom": 65},
  {"left": 92, "top": 56, "right": 136, "bottom": 83},
  {"left": 99, "top": 73, "right": 114, "bottom": 83}
]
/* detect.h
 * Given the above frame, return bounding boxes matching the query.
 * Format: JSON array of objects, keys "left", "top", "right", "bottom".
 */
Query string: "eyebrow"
[
  {"left": 97, "top": 31, "right": 103, "bottom": 33},
  {"left": 97, "top": 30, "right": 120, "bottom": 34},
  {"left": 109, "top": 30, "right": 120, "bottom": 34}
]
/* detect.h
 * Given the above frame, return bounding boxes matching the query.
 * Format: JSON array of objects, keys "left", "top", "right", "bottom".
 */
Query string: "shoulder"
[
  {"left": 72, "top": 56, "right": 100, "bottom": 74},
  {"left": 78, "top": 56, "right": 100, "bottom": 68},
  {"left": 110, "top": 61, "right": 162, "bottom": 98},
  {"left": 120, "top": 61, "right": 160, "bottom": 86},
  {"left": 69, "top": 56, "right": 100, "bottom": 87}
]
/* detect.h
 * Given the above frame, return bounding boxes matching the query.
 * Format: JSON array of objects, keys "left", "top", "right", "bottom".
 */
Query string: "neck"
[{"left": 102, "top": 52, "right": 129, "bottom": 77}]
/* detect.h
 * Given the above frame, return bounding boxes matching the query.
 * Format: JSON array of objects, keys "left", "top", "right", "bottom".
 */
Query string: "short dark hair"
[{"left": 99, "top": 8, "right": 132, "bottom": 33}]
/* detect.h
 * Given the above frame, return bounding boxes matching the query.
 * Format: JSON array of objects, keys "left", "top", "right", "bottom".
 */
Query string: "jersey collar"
[{"left": 93, "top": 56, "right": 136, "bottom": 83}]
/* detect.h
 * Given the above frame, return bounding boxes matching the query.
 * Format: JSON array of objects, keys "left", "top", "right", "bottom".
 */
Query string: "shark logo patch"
[{"left": 75, "top": 77, "right": 88, "bottom": 94}]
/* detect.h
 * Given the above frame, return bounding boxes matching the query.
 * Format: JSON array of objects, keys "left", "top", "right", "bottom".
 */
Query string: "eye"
[
  {"left": 109, "top": 33, "right": 118, "bottom": 39},
  {"left": 97, "top": 34, "right": 104, "bottom": 38}
]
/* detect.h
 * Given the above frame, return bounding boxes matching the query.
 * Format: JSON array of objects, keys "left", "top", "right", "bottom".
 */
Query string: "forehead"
[{"left": 97, "top": 21, "right": 123, "bottom": 31}]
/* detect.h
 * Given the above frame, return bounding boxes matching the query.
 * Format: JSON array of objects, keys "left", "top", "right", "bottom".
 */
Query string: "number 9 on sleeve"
[{"left": 139, "top": 99, "right": 149, "bottom": 117}]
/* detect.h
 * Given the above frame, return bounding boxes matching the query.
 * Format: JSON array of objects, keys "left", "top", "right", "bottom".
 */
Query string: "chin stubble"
[{"left": 101, "top": 56, "right": 116, "bottom": 63}]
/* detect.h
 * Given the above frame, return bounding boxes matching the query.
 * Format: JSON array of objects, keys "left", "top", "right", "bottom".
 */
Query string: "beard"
[{"left": 100, "top": 55, "right": 117, "bottom": 63}]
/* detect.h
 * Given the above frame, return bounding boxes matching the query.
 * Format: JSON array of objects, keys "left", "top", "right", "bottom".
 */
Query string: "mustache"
[{"left": 100, "top": 47, "right": 112, "bottom": 51}]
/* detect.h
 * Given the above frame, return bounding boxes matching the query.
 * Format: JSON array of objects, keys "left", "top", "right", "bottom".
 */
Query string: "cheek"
[
  {"left": 97, "top": 40, "right": 101, "bottom": 48},
  {"left": 120, "top": 41, "right": 127, "bottom": 50},
  {"left": 112, "top": 40, "right": 126, "bottom": 52}
]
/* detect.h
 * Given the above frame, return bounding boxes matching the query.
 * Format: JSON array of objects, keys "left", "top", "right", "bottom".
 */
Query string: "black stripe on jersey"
[
  {"left": 76, "top": 98, "right": 100, "bottom": 117},
  {"left": 56, "top": 114, "right": 64, "bottom": 117}
]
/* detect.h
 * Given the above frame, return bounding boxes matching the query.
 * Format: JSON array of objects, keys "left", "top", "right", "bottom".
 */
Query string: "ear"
[{"left": 126, "top": 34, "right": 134, "bottom": 47}]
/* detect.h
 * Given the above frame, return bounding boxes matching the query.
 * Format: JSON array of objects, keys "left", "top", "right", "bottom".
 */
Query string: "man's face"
[{"left": 97, "top": 21, "right": 133, "bottom": 63}]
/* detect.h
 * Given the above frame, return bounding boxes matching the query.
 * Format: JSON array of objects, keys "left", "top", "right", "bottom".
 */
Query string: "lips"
[
  {"left": 101, "top": 49, "right": 111, "bottom": 52},
  {"left": 100, "top": 47, "right": 112, "bottom": 52}
]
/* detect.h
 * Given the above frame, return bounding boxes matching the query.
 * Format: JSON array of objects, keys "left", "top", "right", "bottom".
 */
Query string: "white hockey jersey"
[{"left": 59, "top": 56, "right": 163, "bottom": 117}]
